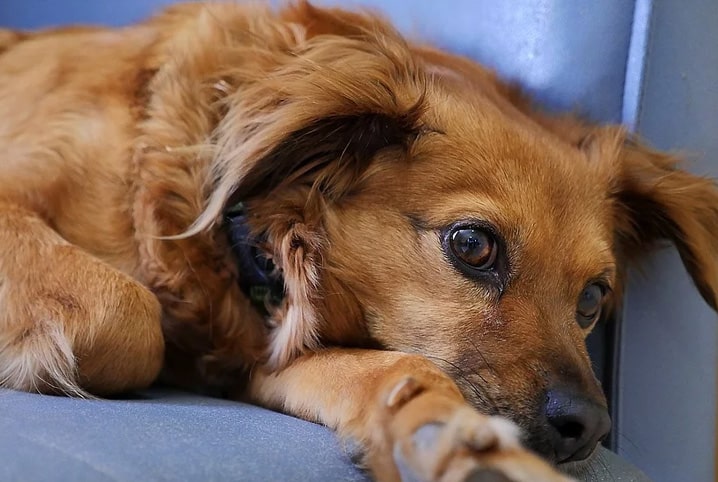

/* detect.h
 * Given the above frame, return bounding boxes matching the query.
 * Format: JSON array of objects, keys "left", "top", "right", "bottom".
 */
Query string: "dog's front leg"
[
  {"left": 0, "top": 202, "right": 164, "bottom": 395},
  {"left": 249, "top": 348, "right": 571, "bottom": 482}
]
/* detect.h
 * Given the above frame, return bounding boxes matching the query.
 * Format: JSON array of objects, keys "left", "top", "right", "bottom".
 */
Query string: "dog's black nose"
[{"left": 544, "top": 388, "right": 611, "bottom": 463}]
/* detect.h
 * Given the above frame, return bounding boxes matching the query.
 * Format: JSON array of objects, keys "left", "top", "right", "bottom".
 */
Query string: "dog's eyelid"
[
  {"left": 581, "top": 279, "right": 613, "bottom": 299},
  {"left": 590, "top": 270, "right": 615, "bottom": 293}
]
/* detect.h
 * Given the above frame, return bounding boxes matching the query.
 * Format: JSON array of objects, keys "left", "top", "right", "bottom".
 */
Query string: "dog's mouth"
[{"left": 557, "top": 443, "right": 602, "bottom": 470}]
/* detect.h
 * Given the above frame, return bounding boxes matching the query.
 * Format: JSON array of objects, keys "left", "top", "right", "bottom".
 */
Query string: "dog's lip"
[{"left": 555, "top": 443, "right": 601, "bottom": 473}]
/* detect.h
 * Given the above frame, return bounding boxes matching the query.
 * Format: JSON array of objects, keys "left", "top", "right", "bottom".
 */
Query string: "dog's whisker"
[
  {"left": 461, "top": 339, "right": 503, "bottom": 412},
  {"left": 423, "top": 355, "right": 482, "bottom": 396},
  {"left": 467, "top": 338, "right": 497, "bottom": 376},
  {"left": 614, "top": 430, "right": 641, "bottom": 452},
  {"left": 423, "top": 354, "right": 498, "bottom": 414}
]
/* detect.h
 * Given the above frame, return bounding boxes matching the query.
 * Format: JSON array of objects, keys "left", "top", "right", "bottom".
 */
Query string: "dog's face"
[
  {"left": 193, "top": 6, "right": 718, "bottom": 464},
  {"left": 319, "top": 97, "right": 618, "bottom": 461}
]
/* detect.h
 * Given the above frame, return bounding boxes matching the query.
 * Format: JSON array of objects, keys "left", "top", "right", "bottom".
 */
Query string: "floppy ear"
[
  {"left": 192, "top": 31, "right": 426, "bottom": 367},
  {"left": 609, "top": 134, "right": 718, "bottom": 311},
  {"left": 191, "top": 30, "right": 426, "bottom": 228},
  {"left": 242, "top": 104, "right": 423, "bottom": 368}
]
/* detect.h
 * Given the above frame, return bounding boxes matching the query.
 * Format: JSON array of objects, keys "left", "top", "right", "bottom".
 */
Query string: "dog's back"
[{"left": 0, "top": 22, "right": 162, "bottom": 271}]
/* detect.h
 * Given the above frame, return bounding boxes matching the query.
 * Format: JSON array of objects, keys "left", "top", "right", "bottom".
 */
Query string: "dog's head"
[{"left": 193, "top": 4, "right": 718, "bottom": 464}]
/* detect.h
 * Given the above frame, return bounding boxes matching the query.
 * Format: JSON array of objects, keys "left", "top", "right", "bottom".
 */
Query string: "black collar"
[{"left": 224, "top": 202, "right": 284, "bottom": 315}]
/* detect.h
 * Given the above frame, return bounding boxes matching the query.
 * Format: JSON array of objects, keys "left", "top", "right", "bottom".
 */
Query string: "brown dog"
[{"left": 1, "top": 2, "right": 716, "bottom": 481}]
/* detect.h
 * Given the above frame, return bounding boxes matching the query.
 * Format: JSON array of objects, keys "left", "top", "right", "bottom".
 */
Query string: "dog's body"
[{"left": 1, "top": 3, "right": 717, "bottom": 481}]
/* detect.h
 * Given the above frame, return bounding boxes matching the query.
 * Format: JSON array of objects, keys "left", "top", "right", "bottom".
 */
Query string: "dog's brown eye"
[
  {"left": 449, "top": 227, "right": 497, "bottom": 270},
  {"left": 576, "top": 283, "right": 605, "bottom": 328}
]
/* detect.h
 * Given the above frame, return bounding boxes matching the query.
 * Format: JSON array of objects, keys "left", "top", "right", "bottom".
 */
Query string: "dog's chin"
[{"left": 557, "top": 444, "right": 602, "bottom": 474}]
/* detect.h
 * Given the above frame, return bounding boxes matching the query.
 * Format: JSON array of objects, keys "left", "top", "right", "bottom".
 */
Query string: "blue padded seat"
[{"left": 0, "top": 388, "right": 648, "bottom": 482}]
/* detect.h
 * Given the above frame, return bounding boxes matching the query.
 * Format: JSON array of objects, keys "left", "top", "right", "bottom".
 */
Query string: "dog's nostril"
[
  {"left": 554, "top": 418, "right": 584, "bottom": 440},
  {"left": 544, "top": 389, "right": 611, "bottom": 463}
]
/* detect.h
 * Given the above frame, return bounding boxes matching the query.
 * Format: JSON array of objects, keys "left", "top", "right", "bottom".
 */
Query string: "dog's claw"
[{"left": 387, "top": 376, "right": 425, "bottom": 410}]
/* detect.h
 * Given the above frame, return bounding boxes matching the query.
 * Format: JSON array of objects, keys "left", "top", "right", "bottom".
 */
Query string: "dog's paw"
[{"left": 386, "top": 377, "right": 572, "bottom": 482}]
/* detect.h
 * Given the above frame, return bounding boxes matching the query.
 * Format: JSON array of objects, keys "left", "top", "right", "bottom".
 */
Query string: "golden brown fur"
[{"left": 1, "top": 2, "right": 717, "bottom": 481}]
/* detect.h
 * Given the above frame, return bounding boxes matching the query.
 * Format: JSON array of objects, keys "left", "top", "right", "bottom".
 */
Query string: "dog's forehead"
[{"left": 408, "top": 106, "right": 608, "bottom": 217}]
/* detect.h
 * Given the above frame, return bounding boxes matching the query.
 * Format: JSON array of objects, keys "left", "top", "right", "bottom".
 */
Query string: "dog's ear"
[
  {"left": 191, "top": 33, "right": 425, "bottom": 368},
  {"left": 193, "top": 33, "right": 426, "bottom": 227},
  {"left": 594, "top": 130, "right": 718, "bottom": 311}
]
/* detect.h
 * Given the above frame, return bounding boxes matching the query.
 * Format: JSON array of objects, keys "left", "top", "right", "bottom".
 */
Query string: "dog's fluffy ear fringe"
[
  {"left": 595, "top": 131, "right": 718, "bottom": 311},
  {"left": 178, "top": 31, "right": 426, "bottom": 367},
  {"left": 183, "top": 33, "right": 426, "bottom": 239}
]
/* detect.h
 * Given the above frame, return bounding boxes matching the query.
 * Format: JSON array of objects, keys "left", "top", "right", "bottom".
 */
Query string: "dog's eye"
[
  {"left": 576, "top": 283, "right": 605, "bottom": 328},
  {"left": 449, "top": 226, "right": 498, "bottom": 270}
]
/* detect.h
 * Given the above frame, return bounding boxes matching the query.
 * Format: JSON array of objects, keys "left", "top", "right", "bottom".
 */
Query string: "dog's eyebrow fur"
[{"left": 404, "top": 213, "right": 432, "bottom": 231}]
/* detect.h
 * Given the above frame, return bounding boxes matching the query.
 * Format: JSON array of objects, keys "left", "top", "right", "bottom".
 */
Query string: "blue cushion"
[
  {"left": 0, "top": 388, "right": 366, "bottom": 482},
  {"left": 0, "top": 388, "right": 649, "bottom": 481}
]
